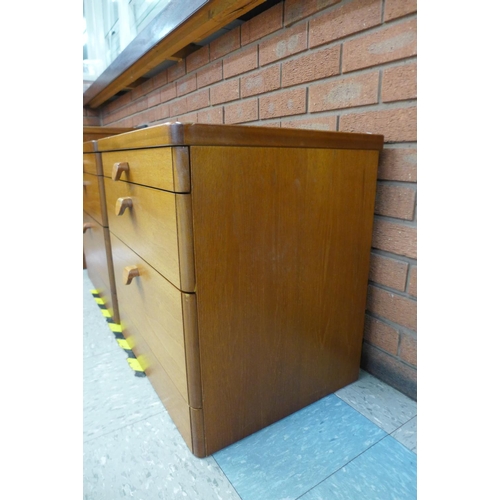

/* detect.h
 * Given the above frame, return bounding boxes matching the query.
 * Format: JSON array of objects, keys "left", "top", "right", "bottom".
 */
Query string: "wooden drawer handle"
[
  {"left": 123, "top": 265, "right": 140, "bottom": 285},
  {"left": 112, "top": 162, "right": 129, "bottom": 181},
  {"left": 115, "top": 197, "right": 133, "bottom": 216},
  {"left": 83, "top": 180, "right": 91, "bottom": 187},
  {"left": 83, "top": 222, "right": 94, "bottom": 233}
]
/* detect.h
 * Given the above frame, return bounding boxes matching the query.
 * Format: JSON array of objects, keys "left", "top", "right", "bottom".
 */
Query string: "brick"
[
  {"left": 210, "top": 27, "right": 240, "bottom": 60},
  {"left": 366, "top": 285, "right": 417, "bottom": 331},
  {"left": 152, "top": 69, "right": 167, "bottom": 90},
  {"left": 241, "top": 65, "right": 281, "bottom": 98},
  {"left": 408, "top": 266, "right": 417, "bottom": 297},
  {"left": 131, "top": 112, "right": 146, "bottom": 127},
  {"left": 176, "top": 73, "right": 197, "bottom": 97},
  {"left": 84, "top": 106, "right": 100, "bottom": 117},
  {"left": 211, "top": 79, "right": 240, "bottom": 105},
  {"left": 281, "top": 115, "right": 338, "bottom": 131},
  {"left": 259, "top": 22, "right": 307, "bottom": 66},
  {"left": 147, "top": 88, "right": 162, "bottom": 108},
  {"left": 115, "top": 92, "right": 132, "bottom": 109},
  {"left": 198, "top": 107, "right": 223, "bottom": 124},
  {"left": 224, "top": 99, "right": 258, "bottom": 124},
  {"left": 170, "top": 96, "right": 188, "bottom": 116},
  {"left": 186, "top": 45, "right": 210, "bottom": 73},
  {"left": 119, "top": 117, "right": 133, "bottom": 128},
  {"left": 285, "top": 0, "right": 342, "bottom": 26},
  {"left": 154, "top": 103, "right": 170, "bottom": 122},
  {"left": 186, "top": 89, "right": 209, "bottom": 112},
  {"left": 176, "top": 112, "right": 198, "bottom": 123},
  {"left": 260, "top": 88, "right": 307, "bottom": 119},
  {"left": 375, "top": 183, "right": 416, "bottom": 220},
  {"left": 339, "top": 106, "right": 417, "bottom": 142},
  {"left": 382, "top": 62, "right": 417, "bottom": 103},
  {"left": 138, "top": 78, "right": 153, "bottom": 97},
  {"left": 241, "top": 2, "right": 283, "bottom": 45},
  {"left": 103, "top": 96, "right": 126, "bottom": 115},
  {"left": 168, "top": 61, "right": 186, "bottom": 82},
  {"left": 309, "top": 72, "right": 378, "bottom": 112},
  {"left": 363, "top": 315, "right": 399, "bottom": 355},
  {"left": 372, "top": 219, "right": 417, "bottom": 259},
  {"left": 135, "top": 96, "right": 148, "bottom": 113},
  {"left": 282, "top": 46, "right": 341, "bottom": 87},
  {"left": 223, "top": 45, "right": 258, "bottom": 79},
  {"left": 140, "top": 108, "right": 157, "bottom": 125},
  {"left": 258, "top": 121, "right": 282, "bottom": 128},
  {"left": 385, "top": 0, "right": 417, "bottom": 21},
  {"left": 343, "top": 18, "right": 417, "bottom": 73},
  {"left": 369, "top": 253, "right": 408, "bottom": 291},
  {"left": 101, "top": 114, "right": 112, "bottom": 126},
  {"left": 197, "top": 60, "right": 223, "bottom": 88},
  {"left": 160, "top": 83, "right": 176, "bottom": 103},
  {"left": 361, "top": 343, "right": 416, "bottom": 400},
  {"left": 378, "top": 148, "right": 417, "bottom": 182},
  {"left": 123, "top": 103, "right": 136, "bottom": 117},
  {"left": 309, "top": 0, "right": 382, "bottom": 48},
  {"left": 129, "top": 86, "right": 143, "bottom": 102},
  {"left": 101, "top": 111, "right": 117, "bottom": 125},
  {"left": 399, "top": 332, "right": 417, "bottom": 366},
  {"left": 83, "top": 116, "right": 100, "bottom": 126}
]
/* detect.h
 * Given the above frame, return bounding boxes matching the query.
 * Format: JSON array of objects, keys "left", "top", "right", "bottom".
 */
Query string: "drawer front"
[
  {"left": 101, "top": 147, "right": 190, "bottom": 192},
  {"left": 105, "top": 177, "right": 194, "bottom": 291},
  {"left": 83, "top": 172, "right": 104, "bottom": 226},
  {"left": 83, "top": 152, "right": 98, "bottom": 175},
  {"left": 83, "top": 212, "right": 118, "bottom": 321},
  {"left": 110, "top": 233, "right": 189, "bottom": 403}
]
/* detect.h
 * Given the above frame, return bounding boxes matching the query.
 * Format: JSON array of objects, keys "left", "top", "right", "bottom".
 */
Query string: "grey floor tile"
[
  {"left": 335, "top": 370, "right": 417, "bottom": 434},
  {"left": 391, "top": 416, "right": 417, "bottom": 453},
  {"left": 84, "top": 349, "right": 164, "bottom": 442},
  {"left": 300, "top": 435, "right": 416, "bottom": 500},
  {"left": 83, "top": 411, "right": 241, "bottom": 500},
  {"left": 213, "top": 394, "right": 386, "bottom": 500}
]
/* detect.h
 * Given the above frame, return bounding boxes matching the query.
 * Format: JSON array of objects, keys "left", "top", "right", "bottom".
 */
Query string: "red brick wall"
[
  {"left": 91, "top": 0, "right": 418, "bottom": 400},
  {"left": 83, "top": 105, "right": 101, "bottom": 126}
]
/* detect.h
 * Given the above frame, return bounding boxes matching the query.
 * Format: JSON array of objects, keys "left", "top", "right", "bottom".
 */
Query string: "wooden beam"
[{"left": 84, "top": 0, "right": 265, "bottom": 109}]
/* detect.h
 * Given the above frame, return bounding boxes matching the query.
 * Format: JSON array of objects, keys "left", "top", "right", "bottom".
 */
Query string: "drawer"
[
  {"left": 101, "top": 147, "right": 190, "bottom": 192},
  {"left": 110, "top": 232, "right": 190, "bottom": 403},
  {"left": 83, "top": 212, "right": 119, "bottom": 323},
  {"left": 105, "top": 177, "right": 195, "bottom": 292},
  {"left": 83, "top": 152, "right": 99, "bottom": 175},
  {"left": 83, "top": 172, "right": 106, "bottom": 226}
]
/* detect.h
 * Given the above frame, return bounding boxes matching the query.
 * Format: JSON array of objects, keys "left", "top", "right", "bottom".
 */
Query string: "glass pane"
[{"left": 83, "top": 0, "right": 171, "bottom": 83}]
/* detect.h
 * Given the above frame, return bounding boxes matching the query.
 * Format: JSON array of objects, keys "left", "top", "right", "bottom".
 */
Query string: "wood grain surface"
[
  {"left": 96, "top": 122, "right": 384, "bottom": 151},
  {"left": 104, "top": 178, "right": 195, "bottom": 291},
  {"left": 110, "top": 233, "right": 189, "bottom": 403},
  {"left": 83, "top": 212, "right": 119, "bottom": 322},
  {"left": 83, "top": 152, "right": 98, "bottom": 175},
  {"left": 83, "top": 172, "right": 104, "bottom": 226},
  {"left": 190, "top": 145, "right": 379, "bottom": 454},
  {"left": 102, "top": 147, "right": 189, "bottom": 193}
]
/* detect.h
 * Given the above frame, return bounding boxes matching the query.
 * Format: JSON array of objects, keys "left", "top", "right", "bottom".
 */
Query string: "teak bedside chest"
[{"left": 87, "top": 122, "right": 384, "bottom": 457}]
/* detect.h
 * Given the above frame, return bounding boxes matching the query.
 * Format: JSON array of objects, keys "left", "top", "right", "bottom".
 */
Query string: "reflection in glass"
[{"left": 83, "top": 0, "right": 171, "bottom": 86}]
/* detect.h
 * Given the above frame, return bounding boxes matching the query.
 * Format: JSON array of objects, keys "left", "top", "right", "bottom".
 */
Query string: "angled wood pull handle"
[
  {"left": 83, "top": 222, "right": 94, "bottom": 233},
  {"left": 115, "top": 197, "right": 133, "bottom": 216},
  {"left": 112, "top": 162, "right": 129, "bottom": 181},
  {"left": 83, "top": 180, "right": 91, "bottom": 187},
  {"left": 123, "top": 265, "right": 140, "bottom": 285}
]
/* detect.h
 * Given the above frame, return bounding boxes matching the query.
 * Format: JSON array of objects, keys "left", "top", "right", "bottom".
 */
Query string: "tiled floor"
[{"left": 83, "top": 270, "right": 417, "bottom": 499}]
